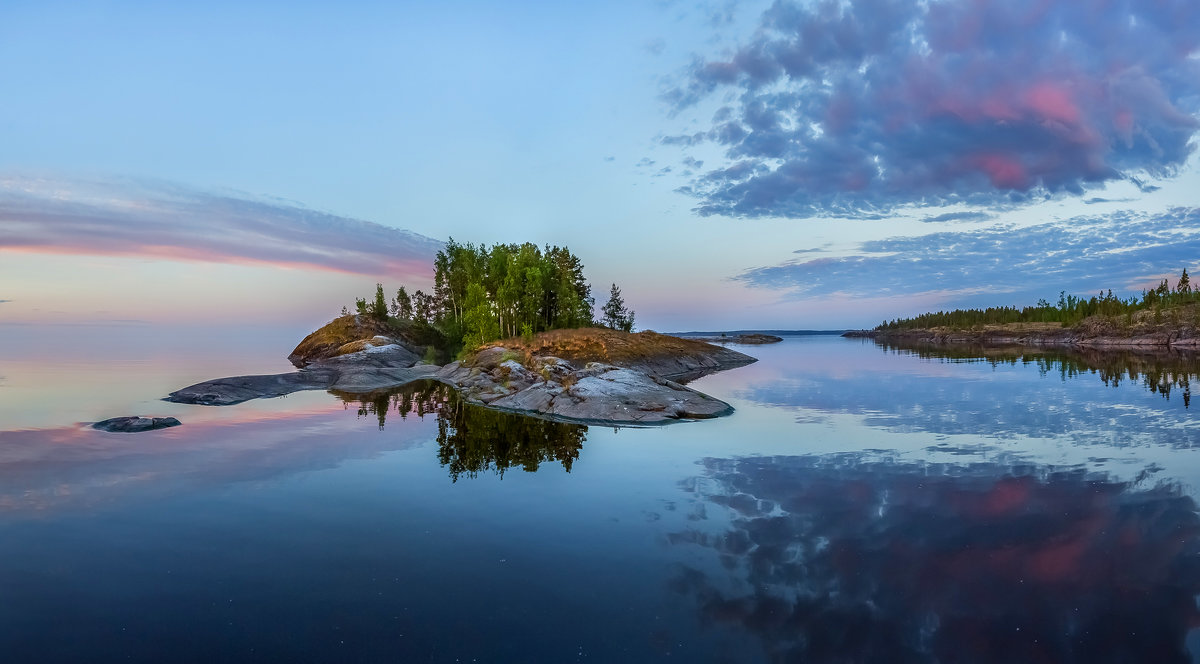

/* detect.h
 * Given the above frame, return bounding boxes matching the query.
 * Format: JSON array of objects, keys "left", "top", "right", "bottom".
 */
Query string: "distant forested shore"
[{"left": 851, "top": 269, "right": 1200, "bottom": 349}]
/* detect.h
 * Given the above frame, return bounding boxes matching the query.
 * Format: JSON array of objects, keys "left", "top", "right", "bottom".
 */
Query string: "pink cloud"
[
  {"left": 1024, "top": 82, "right": 1082, "bottom": 126},
  {"left": 0, "top": 177, "right": 443, "bottom": 281},
  {"left": 667, "top": 0, "right": 1200, "bottom": 217},
  {"left": 971, "top": 153, "right": 1029, "bottom": 189}
]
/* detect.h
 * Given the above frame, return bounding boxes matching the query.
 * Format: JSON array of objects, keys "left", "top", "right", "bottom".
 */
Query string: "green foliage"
[
  {"left": 601, "top": 283, "right": 635, "bottom": 332},
  {"left": 877, "top": 268, "right": 1199, "bottom": 331},
  {"left": 371, "top": 283, "right": 389, "bottom": 321},
  {"left": 412, "top": 290, "right": 433, "bottom": 324},
  {"left": 462, "top": 282, "right": 499, "bottom": 349},
  {"left": 392, "top": 286, "right": 413, "bottom": 319},
  {"left": 344, "top": 238, "right": 603, "bottom": 354}
]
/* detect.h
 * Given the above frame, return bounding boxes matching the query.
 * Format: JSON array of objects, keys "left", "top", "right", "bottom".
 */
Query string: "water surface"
[{"left": 3, "top": 330, "right": 1200, "bottom": 662}]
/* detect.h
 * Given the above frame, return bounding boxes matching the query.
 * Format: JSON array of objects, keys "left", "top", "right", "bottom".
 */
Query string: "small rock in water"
[{"left": 93, "top": 416, "right": 182, "bottom": 433}]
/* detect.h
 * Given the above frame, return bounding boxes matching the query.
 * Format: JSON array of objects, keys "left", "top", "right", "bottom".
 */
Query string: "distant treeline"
[
  {"left": 346, "top": 239, "right": 635, "bottom": 354},
  {"left": 877, "top": 269, "right": 1198, "bottom": 331}
]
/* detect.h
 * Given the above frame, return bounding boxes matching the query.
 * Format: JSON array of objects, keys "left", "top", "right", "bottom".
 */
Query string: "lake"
[{"left": 3, "top": 328, "right": 1200, "bottom": 663}]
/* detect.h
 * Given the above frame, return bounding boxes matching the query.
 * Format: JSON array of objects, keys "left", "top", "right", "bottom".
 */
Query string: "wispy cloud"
[
  {"left": 736, "top": 207, "right": 1200, "bottom": 303},
  {"left": 0, "top": 176, "right": 443, "bottom": 278},
  {"left": 921, "top": 211, "right": 994, "bottom": 224},
  {"left": 664, "top": 0, "right": 1200, "bottom": 218}
]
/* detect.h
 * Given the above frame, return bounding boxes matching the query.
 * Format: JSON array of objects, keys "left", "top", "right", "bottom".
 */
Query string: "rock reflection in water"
[
  {"left": 671, "top": 454, "right": 1200, "bottom": 663},
  {"left": 334, "top": 380, "right": 587, "bottom": 481}
]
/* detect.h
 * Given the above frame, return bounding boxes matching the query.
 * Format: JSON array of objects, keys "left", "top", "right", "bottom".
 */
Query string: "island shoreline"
[{"left": 166, "top": 321, "right": 756, "bottom": 426}]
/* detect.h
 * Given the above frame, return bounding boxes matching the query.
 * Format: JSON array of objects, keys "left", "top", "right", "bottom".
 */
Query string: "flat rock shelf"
[{"left": 167, "top": 325, "right": 756, "bottom": 426}]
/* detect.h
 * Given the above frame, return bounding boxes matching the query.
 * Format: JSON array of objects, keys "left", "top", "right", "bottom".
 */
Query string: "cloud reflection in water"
[
  {"left": 735, "top": 341, "right": 1200, "bottom": 448},
  {"left": 671, "top": 454, "right": 1200, "bottom": 663}
]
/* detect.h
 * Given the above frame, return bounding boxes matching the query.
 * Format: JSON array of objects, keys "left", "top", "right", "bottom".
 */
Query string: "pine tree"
[
  {"left": 602, "top": 283, "right": 634, "bottom": 332},
  {"left": 412, "top": 290, "right": 432, "bottom": 325},
  {"left": 371, "top": 283, "right": 389, "bottom": 321},
  {"left": 394, "top": 286, "right": 413, "bottom": 319}
]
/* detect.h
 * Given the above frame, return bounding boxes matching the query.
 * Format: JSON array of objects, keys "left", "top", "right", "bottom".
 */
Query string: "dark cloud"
[
  {"left": 0, "top": 177, "right": 443, "bottom": 278},
  {"left": 736, "top": 207, "right": 1200, "bottom": 301},
  {"left": 922, "top": 211, "right": 995, "bottom": 223},
  {"left": 664, "top": 0, "right": 1200, "bottom": 218}
]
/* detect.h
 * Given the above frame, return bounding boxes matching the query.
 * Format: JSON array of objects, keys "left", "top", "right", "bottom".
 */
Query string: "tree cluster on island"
[
  {"left": 877, "top": 268, "right": 1199, "bottom": 331},
  {"left": 342, "top": 239, "right": 635, "bottom": 355}
]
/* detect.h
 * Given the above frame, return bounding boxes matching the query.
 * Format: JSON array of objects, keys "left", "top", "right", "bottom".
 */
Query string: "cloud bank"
[
  {"left": 737, "top": 207, "right": 1200, "bottom": 302},
  {"left": 0, "top": 177, "right": 443, "bottom": 278},
  {"left": 665, "top": 0, "right": 1200, "bottom": 218}
]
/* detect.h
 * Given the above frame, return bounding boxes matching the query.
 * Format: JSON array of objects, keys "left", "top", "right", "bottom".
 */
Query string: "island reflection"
[
  {"left": 333, "top": 380, "right": 587, "bottom": 481},
  {"left": 880, "top": 341, "right": 1199, "bottom": 406},
  {"left": 736, "top": 340, "right": 1200, "bottom": 447},
  {"left": 671, "top": 454, "right": 1200, "bottom": 663}
]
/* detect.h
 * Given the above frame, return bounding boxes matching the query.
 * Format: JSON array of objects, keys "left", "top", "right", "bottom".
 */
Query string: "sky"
[{"left": 1, "top": 0, "right": 1198, "bottom": 330}]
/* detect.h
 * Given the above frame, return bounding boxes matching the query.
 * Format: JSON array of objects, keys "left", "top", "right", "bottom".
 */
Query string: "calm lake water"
[{"left": 4, "top": 328, "right": 1200, "bottom": 663}]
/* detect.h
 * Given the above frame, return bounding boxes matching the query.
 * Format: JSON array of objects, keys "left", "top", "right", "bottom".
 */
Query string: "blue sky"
[{"left": 1, "top": 0, "right": 1198, "bottom": 330}]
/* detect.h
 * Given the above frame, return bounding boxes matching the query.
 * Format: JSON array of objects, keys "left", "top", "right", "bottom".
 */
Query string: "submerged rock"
[
  {"left": 93, "top": 416, "right": 181, "bottom": 433},
  {"left": 166, "top": 368, "right": 339, "bottom": 405},
  {"left": 166, "top": 365, "right": 440, "bottom": 406}
]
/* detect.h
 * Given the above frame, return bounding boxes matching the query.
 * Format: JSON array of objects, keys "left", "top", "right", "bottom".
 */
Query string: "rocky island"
[
  {"left": 683, "top": 333, "right": 784, "bottom": 345},
  {"left": 168, "top": 315, "right": 755, "bottom": 425},
  {"left": 168, "top": 240, "right": 760, "bottom": 424}
]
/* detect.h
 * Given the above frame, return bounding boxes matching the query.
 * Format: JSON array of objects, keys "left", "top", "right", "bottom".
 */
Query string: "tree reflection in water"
[
  {"left": 880, "top": 341, "right": 1200, "bottom": 406},
  {"left": 333, "top": 380, "right": 587, "bottom": 481},
  {"left": 671, "top": 454, "right": 1200, "bottom": 663}
]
